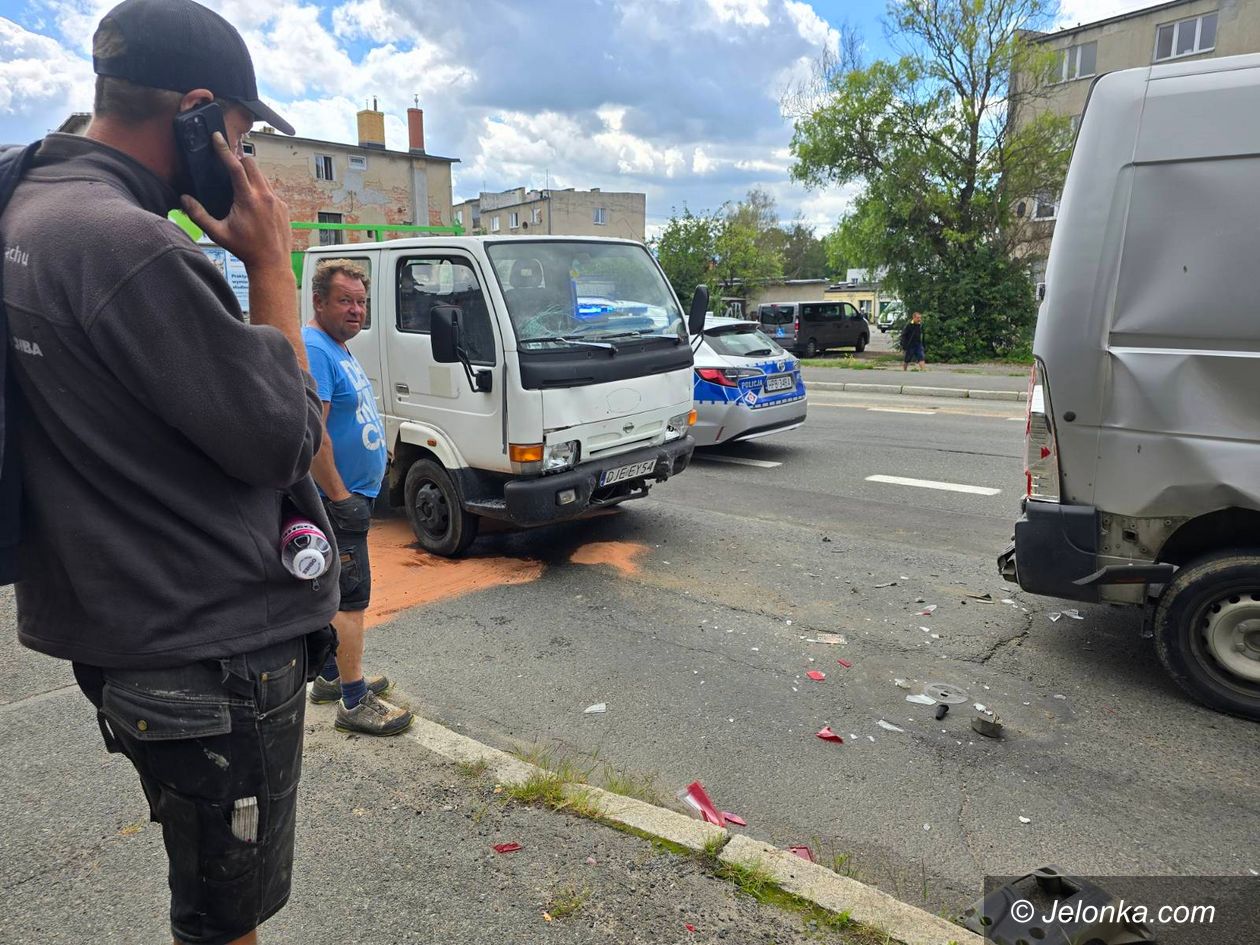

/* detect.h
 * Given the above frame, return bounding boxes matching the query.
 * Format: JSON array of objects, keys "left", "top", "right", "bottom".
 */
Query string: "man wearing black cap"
[{"left": 0, "top": 1, "right": 337, "bottom": 943}]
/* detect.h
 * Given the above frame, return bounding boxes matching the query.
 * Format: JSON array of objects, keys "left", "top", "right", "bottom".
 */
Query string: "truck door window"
[{"left": 397, "top": 257, "right": 497, "bottom": 365}]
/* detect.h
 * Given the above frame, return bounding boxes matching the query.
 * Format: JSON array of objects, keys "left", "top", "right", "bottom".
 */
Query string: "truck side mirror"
[
  {"left": 431, "top": 305, "right": 460, "bottom": 363},
  {"left": 688, "top": 285, "right": 709, "bottom": 336},
  {"left": 431, "top": 304, "right": 492, "bottom": 393}
]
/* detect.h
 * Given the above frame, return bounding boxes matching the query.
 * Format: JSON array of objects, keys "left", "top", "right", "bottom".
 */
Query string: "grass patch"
[
  {"left": 700, "top": 832, "right": 728, "bottom": 862},
  {"left": 715, "top": 857, "right": 776, "bottom": 901},
  {"left": 516, "top": 742, "right": 596, "bottom": 784},
  {"left": 503, "top": 770, "right": 569, "bottom": 808},
  {"left": 545, "top": 884, "right": 590, "bottom": 920},
  {"left": 801, "top": 354, "right": 900, "bottom": 370},
  {"left": 455, "top": 758, "right": 489, "bottom": 779},
  {"left": 599, "top": 763, "right": 664, "bottom": 806}
]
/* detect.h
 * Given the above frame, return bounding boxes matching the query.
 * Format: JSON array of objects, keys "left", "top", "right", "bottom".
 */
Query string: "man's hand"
[
  {"left": 326, "top": 494, "right": 372, "bottom": 534},
  {"left": 181, "top": 132, "right": 292, "bottom": 272}
]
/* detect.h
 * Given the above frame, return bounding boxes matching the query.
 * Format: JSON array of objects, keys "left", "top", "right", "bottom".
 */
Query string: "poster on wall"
[{"left": 198, "top": 242, "right": 251, "bottom": 318}]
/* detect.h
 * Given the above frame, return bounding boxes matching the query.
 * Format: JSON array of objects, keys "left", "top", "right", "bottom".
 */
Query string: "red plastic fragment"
[
  {"left": 685, "top": 924, "right": 697, "bottom": 933},
  {"left": 788, "top": 845, "right": 815, "bottom": 862},
  {"left": 721, "top": 811, "right": 747, "bottom": 826},
  {"left": 806, "top": 670, "right": 826, "bottom": 681},
  {"left": 680, "top": 781, "right": 726, "bottom": 827},
  {"left": 492, "top": 842, "right": 522, "bottom": 854},
  {"left": 837, "top": 658, "right": 853, "bottom": 668},
  {"left": 815, "top": 725, "right": 844, "bottom": 743}
]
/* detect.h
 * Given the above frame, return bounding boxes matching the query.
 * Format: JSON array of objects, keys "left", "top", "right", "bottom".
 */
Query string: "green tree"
[
  {"left": 779, "top": 220, "right": 829, "bottom": 280},
  {"left": 651, "top": 207, "right": 719, "bottom": 308},
  {"left": 790, "top": 0, "right": 1071, "bottom": 360}
]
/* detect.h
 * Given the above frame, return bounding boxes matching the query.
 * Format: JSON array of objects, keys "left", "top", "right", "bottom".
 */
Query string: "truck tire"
[
  {"left": 1153, "top": 550, "right": 1260, "bottom": 721},
  {"left": 404, "top": 459, "right": 479, "bottom": 557},
  {"left": 855, "top": 334, "right": 868, "bottom": 353}
]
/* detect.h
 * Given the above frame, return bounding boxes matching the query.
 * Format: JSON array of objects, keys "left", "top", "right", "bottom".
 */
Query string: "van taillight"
[
  {"left": 1025, "top": 359, "right": 1061, "bottom": 502},
  {"left": 794, "top": 317, "right": 800, "bottom": 333}
]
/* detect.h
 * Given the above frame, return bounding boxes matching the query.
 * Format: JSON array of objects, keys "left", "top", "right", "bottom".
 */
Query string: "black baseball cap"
[{"left": 93, "top": 0, "right": 294, "bottom": 135}]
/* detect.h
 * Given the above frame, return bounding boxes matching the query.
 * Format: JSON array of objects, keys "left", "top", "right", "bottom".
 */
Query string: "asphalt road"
[{"left": 353, "top": 388, "right": 1259, "bottom": 913}]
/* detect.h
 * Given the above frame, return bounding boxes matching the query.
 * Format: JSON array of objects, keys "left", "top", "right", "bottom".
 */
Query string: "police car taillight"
[{"left": 1025, "top": 358, "right": 1061, "bottom": 502}]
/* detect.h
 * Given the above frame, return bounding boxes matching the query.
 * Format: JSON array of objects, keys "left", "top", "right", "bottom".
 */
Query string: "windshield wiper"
[
  {"left": 744, "top": 348, "right": 773, "bottom": 356},
  {"left": 519, "top": 335, "right": 616, "bottom": 352},
  {"left": 581, "top": 330, "right": 683, "bottom": 344}
]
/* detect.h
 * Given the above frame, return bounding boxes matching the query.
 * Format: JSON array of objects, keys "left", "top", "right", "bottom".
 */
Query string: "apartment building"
[
  {"left": 1011, "top": 0, "right": 1260, "bottom": 280},
  {"left": 453, "top": 186, "right": 646, "bottom": 241},
  {"left": 57, "top": 101, "right": 459, "bottom": 252}
]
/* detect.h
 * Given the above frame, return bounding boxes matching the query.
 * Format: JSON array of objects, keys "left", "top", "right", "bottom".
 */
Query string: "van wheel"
[
  {"left": 404, "top": 459, "right": 479, "bottom": 557},
  {"left": 804, "top": 338, "right": 819, "bottom": 358},
  {"left": 855, "top": 334, "right": 868, "bottom": 353},
  {"left": 1153, "top": 550, "right": 1260, "bottom": 720}
]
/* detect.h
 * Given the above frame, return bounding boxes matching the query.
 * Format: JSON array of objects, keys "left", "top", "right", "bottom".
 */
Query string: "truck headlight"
[
  {"left": 665, "top": 411, "right": 694, "bottom": 441},
  {"left": 544, "top": 439, "right": 580, "bottom": 472}
]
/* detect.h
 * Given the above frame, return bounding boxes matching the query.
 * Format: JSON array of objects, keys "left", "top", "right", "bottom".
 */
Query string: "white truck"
[{"left": 298, "top": 236, "right": 705, "bottom": 555}]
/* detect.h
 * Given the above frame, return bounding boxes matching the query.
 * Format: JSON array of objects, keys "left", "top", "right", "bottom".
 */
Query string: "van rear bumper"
[
  {"left": 1000, "top": 500, "right": 1101, "bottom": 603},
  {"left": 499, "top": 437, "right": 694, "bottom": 527}
]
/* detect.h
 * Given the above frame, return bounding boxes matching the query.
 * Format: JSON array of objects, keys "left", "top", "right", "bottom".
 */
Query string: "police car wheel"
[
  {"left": 404, "top": 459, "right": 479, "bottom": 557},
  {"left": 1153, "top": 550, "right": 1260, "bottom": 721}
]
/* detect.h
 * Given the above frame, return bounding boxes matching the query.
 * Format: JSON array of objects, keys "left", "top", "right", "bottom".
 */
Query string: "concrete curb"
[
  {"left": 321, "top": 700, "right": 975, "bottom": 945},
  {"left": 807, "top": 379, "right": 1027, "bottom": 402}
]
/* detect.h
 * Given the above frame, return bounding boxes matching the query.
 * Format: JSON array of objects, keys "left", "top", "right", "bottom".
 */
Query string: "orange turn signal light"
[
  {"left": 687, "top": 409, "right": 698, "bottom": 426},
  {"left": 509, "top": 443, "right": 544, "bottom": 463}
]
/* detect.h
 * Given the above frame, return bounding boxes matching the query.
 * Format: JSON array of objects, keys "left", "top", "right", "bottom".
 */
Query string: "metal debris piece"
[
  {"left": 583, "top": 703, "right": 606, "bottom": 714},
  {"left": 906, "top": 693, "right": 936, "bottom": 706},
  {"left": 924, "top": 682, "right": 968, "bottom": 704},
  {"left": 960, "top": 867, "right": 1152, "bottom": 944},
  {"left": 972, "top": 713, "right": 1004, "bottom": 738},
  {"left": 877, "top": 720, "right": 905, "bottom": 733},
  {"left": 1063, "top": 608, "right": 1084, "bottom": 620}
]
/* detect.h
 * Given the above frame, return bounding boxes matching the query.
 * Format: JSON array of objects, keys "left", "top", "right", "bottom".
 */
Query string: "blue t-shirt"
[{"left": 303, "top": 326, "right": 387, "bottom": 498}]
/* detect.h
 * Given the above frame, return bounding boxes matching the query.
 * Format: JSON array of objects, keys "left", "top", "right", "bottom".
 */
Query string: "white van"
[
  {"left": 1000, "top": 54, "right": 1260, "bottom": 720},
  {"left": 300, "top": 236, "right": 705, "bottom": 556}
]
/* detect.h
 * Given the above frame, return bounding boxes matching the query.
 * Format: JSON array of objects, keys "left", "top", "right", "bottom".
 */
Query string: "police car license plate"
[
  {"left": 764, "top": 374, "right": 795, "bottom": 392},
  {"left": 600, "top": 459, "right": 657, "bottom": 486}
]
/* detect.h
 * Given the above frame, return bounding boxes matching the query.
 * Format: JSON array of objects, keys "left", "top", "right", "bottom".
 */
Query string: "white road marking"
[
  {"left": 695, "top": 455, "right": 783, "bottom": 469},
  {"left": 867, "top": 407, "right": 936, "bottom": 415},
  {"left": 1007, "top": 417, "right": 1027, "bottom": 422},
  {"left": 866, "top": 474, "right": 1001, "bottom": 496}
]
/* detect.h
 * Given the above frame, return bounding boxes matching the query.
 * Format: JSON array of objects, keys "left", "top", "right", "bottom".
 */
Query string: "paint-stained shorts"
[
  {"left": 324, "top": 496, "right": 373, "bottom": 612},
  {"left": 73, "top": 635, "right": 310, "bottom": 945}
]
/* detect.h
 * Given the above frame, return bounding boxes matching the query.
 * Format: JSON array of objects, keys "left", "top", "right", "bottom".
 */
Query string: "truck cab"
[{"left": 300, "top": 236, "right": 703, "bottom": 555}]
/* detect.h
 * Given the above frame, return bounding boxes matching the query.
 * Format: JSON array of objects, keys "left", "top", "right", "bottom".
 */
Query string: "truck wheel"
[
  {"left": 804, "top": 338, "right": 818, "bottom": 358},
  {"left": 1153, "top": 550, "right": 1260, "bottom": 720},
  {"left": 855, "top": 334, "right": 868, "bottom": 353},
  {"left": 404, "top": 459, "right": 479, "bottom": 557}
]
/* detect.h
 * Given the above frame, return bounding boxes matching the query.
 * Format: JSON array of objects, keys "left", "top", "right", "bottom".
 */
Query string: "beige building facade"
[
  {"left": 1012, "top": 0, "right": 1260, "bottom": 279},
  {"left": 454, "top": 187, "right": 646, "bottom": 241}
]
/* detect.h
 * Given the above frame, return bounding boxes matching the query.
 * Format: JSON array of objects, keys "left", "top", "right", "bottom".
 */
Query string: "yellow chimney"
[{"left": 356, "top": 97, "right": 386, "bottom": 150}]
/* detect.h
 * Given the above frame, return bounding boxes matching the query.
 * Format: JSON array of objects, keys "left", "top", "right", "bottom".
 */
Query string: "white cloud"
[
  {"left": 1055, "top": 0, "right": 1156, "bottom": 30},
  {"left": 0, "top": 17, "right": 93, "bottom": 120},
  {"left": 706, "top": 0, "right": 771, "bottom": 28}
]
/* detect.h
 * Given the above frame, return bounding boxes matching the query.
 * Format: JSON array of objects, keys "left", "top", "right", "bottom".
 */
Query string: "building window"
[
  {"left": 592, "top": 207, "right": 607, "bottom": 225},
  {"left": 490, "top": 216, "right": 501, "bottom": 232},
  {"left": 348, "top": 155, "right": 367, "bottom": 170},
  {"left": 241, "top": 141, "right": 255, "bottom": 156},
  {"left": 1155, "top": 12, "right": 1217, "bottom": 61},
  {"left": 531, "top": 207, "right": 542, "bottom": 225},
  {"left": 318, "top": 211, "right": 343, "bottom": 246},
  {"left": 454, "top": 210, "right": 463, "bottom": 226},
  {"left": 1032, "top": 194, "right": 1058, "bottom": 221},
  {"left": 509, "top": 211, "right": 520, "bottom": 229},
  {"left": 1053, "top": 41, "right": 1097, "bottom": 83},
  {"left": 314, "top": 154, "right": 334, "bottom": 181}
]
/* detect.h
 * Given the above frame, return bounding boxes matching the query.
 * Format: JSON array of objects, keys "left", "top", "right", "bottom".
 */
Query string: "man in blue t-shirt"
[{"left": 303, "top": 259, "right": 412, "bottom": 736}]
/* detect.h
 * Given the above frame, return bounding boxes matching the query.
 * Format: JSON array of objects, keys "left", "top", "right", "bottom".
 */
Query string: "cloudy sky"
[{"left": 1, "top": 0, "right": 1156, "bottom": 236}]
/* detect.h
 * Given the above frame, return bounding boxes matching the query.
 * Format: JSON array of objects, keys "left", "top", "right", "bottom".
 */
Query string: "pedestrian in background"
[
  {"left": 1, "top": 0, "right": 337, "bottom": 942},
  {"left": 901, "top": 311, "right": 927, "bottom": 371},
  {"left": 304, "top": 258, "right": 414, "bottom": 736}
]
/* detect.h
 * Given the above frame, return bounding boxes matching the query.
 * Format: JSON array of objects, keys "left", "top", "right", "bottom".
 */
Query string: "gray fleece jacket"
[{"left": 2, "top": 133, "right": 338, "bottom": 668}]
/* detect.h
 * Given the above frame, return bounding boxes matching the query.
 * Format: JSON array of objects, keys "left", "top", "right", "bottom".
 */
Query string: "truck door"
[{"left": 385, "top": 249, "right": 504, "bottom": 472}]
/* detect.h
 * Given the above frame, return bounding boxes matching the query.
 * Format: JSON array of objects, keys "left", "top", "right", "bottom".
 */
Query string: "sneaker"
[
  {"left": 335, "top": 691, "right": 414, "bottom": 737},
  {"left": 309, "top": 673, "right": 391, "bottom": 705}
]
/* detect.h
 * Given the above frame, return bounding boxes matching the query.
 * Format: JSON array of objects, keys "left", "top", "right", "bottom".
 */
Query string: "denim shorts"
[
  {"left": 904, "top": 342, "right": 926, "bottom": 363},
  {"left": 73, "top": 635, "right": 312, "bottom": 945}
]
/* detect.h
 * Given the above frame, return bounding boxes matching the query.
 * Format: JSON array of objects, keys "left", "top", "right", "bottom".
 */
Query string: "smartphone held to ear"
[{"left": 174, "top": 102, "right": 235, "bottom": 220}]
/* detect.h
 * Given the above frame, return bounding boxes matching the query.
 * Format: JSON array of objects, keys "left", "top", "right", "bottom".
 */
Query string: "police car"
[{"left": 692, "top": 316, "right": 808, "bottom": 447}]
